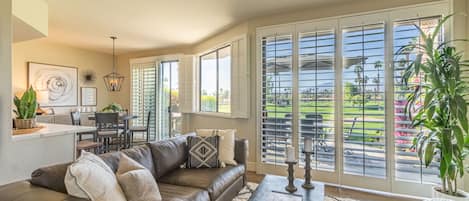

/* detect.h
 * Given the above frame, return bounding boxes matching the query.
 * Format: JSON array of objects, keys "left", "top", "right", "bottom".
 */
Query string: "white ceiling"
[{"left": 46, "top": 0, "right": 356, "bottom": 54}]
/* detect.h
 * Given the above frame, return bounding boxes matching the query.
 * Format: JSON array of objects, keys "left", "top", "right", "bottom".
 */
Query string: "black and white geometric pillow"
[{"left": 187, "top": 136, "right": 220, "bottom": 168}]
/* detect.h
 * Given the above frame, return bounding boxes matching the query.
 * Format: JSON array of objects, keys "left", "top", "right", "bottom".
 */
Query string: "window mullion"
[
  {"left": 384, "top": 17, "right": 395, "bottom": 187},
  {"left": 335, "top": 26, "right": 344, "bottom": 181},
  {"left": 292, "top": 30, "right": 299, "bottom": 167},
  {"left": 216, "top": 50, "right": 220, "bottom": 112}
]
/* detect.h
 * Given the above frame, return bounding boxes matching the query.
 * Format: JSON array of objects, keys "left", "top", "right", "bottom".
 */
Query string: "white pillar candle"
[
  {"left": 304, "top": 137, "right": 313, "bottom": 153},
  {"left": 286, "top": 146, "right": 296, "bottom": 162}
]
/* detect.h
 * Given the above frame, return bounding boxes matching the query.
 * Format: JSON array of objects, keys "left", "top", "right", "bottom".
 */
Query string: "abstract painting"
[{"left": 28, "top": 62, "right": 78, "bottom": 107}]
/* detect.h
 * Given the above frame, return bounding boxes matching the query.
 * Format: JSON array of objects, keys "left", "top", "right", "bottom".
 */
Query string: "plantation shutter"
[
  {"left": 131, "top": 62, "right": 157, "bottom": 141},
  {"left": 260, "top": 34, "right": 293, "bottom": 164},
  {"left": 393, "top": 16, "right": 441, "bottom": 184},
  {"left": 298, "top": 30, "right": 336, "bottom": 171},
  {"left": 342, "top": 22, "right": 386, "bottom": 178}
]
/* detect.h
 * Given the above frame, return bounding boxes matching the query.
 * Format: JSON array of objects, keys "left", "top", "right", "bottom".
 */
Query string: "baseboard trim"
[
  {"left": 247, "top": 162, "right": 256, "bottom": 171},
  {"left": 324, "top": 182, "right": 427, "bottom": 200}
]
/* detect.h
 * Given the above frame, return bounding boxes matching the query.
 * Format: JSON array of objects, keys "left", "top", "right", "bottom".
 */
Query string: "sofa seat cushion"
[
  {"left": 159, "top": 165, "right": 245, "bottom": 200},
  {"left": 158, "top": 183, "right": 209, "bottom": 201},
  {"left": 0, "top": 181, "right": 88, "bottom": 201}
]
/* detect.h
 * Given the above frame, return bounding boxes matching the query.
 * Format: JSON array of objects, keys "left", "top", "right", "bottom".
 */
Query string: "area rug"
[{"left": 233, "top": 182, "right": 359, "bottom": 201}]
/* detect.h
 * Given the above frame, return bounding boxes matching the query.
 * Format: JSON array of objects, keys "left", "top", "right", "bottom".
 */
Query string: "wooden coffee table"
[{"left": 248, "top": 174, "right": 325, "bottom": 201}]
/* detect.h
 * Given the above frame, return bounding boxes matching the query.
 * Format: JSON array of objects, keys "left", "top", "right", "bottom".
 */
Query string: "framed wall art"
[
  {"left": 28, "top": 62, "right": 78, "bottom": 107},
  {"left": 81, "top": 87, "right": 97, "bottom": 106}
]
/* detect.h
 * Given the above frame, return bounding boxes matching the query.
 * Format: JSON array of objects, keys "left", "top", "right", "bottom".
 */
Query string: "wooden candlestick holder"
[
  {"left": 285, "top": 160, "right": 298, "bottom": 193},
  {"left": 302, "top": 151, "right": 315, "bottom": 189}
]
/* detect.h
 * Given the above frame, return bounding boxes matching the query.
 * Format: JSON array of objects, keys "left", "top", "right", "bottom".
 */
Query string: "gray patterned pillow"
[{"left": 187, "top": 136, "right": 220, "bottom": 168}]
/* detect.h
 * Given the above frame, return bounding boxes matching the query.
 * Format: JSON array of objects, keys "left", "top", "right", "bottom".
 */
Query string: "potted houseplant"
[
  {"left": 401, "top": 15, "right": 469, "bottom": 200},
  {"left": 101, "top": 102, "right": 123, "bottom": 113},
  {"left": 13, "top": 86, "right": 38, "bottom": 129}
]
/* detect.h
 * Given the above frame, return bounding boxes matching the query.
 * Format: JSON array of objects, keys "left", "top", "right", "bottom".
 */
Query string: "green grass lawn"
[{"left": 264, "top": 100, "right": 386, "bottom": 142}]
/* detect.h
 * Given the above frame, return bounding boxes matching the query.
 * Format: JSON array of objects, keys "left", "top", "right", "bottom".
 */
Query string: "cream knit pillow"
[
  {"left": 196, "top": 129, "right": 237, "bottom": 167},
  {"left": 64, "top": 151, "right": 126, "bottom": 201},
  {"left": 116, "top": 153, "right": 162, "bottom": 201}
]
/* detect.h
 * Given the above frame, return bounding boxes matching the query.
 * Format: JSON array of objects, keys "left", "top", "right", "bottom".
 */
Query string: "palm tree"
[
  {"left": 373, "top": 61, "right": 383, "bottom": 102},
  {"left": 353, "top": 65, "right": 364, "bottom": 92}
]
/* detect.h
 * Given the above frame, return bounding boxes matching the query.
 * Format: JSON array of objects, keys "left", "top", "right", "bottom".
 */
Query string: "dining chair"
[
  {"left": 70, "top": 111, "right": 101, "bottom": 156},
  {"left": 130, "top": 111, "right": 151, "bottom": 146},
  {"left": 95, "top": 112, "right": 123, "bottom": 152}
]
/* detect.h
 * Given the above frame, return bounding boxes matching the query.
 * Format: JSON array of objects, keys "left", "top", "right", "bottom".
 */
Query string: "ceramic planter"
[
  {"left": 14, "top": 118, "right": 37, "bottom": 129},
  {"left": 432, "top": 186, "right": 469, "bottom": 201}
]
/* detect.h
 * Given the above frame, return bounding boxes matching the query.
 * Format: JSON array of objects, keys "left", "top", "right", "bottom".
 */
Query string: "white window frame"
[
  {"left": 130, "top": 54, "right": 191, "bottom": 138},
  {"left": 255, "top": 1, "right": 452, "bottom": 197},
  {"left": 194, "top": 34, "right": 249, "bottom": 118},
  {"left": 198, "top": 45, "right": 232, "bottom": 114}
]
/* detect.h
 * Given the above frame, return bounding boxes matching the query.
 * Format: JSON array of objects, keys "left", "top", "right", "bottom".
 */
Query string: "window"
[
  {"left": 131, "top": 62, "right": 157, "bottom": 141},
  {"left": 260, "top": 34, "right": 293, "bottom": 164},
  {"left": 393, "top": 16, "right": 441, "bottom": 184},
  {"left": 298, "top": 30, "right": 336, "bottom": 171},
  {"left": 200, "top": 46, "right": 231, "bottom": 113},
  {"left": 342, "top": 23, "right": 386, "bottom": 178}
]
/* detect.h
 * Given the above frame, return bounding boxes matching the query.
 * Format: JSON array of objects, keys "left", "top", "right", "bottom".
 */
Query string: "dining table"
[{"left": 87, "top": 113, "right": 138, "bottom": 149}]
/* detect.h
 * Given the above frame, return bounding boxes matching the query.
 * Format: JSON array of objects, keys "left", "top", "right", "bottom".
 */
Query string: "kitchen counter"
[{"left": 12, "top": 123, "right": 96, "bottom": 142}]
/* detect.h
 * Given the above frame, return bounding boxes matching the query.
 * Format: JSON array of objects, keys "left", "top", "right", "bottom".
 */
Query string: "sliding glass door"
[
  {"left": 159, "top": 60, "right": 181, "bottom": 139},
  {"left": 257, "top": 4, "right": 448, "bottom": 196},
  {"left": 131, "top": 60, "right": 181, "bottom": 141}
]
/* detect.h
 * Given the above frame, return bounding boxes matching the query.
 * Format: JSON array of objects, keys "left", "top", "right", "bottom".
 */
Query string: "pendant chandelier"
[{"left": 103, "top": 36, "right": 124, "bottom": 92}]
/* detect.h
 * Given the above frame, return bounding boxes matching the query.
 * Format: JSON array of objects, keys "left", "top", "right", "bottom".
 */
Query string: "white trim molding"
[{"left": 193, "top": 34, "right": 250, "bottom": 118}]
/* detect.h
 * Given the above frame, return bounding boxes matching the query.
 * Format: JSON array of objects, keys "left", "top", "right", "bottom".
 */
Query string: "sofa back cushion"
[{"left": 149, "top": 134, "right": 192, "bottom": 179}]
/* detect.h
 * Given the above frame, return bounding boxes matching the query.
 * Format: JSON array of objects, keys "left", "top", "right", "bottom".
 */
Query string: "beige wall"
[
  {"left": 13, "top": 38, "right": 114, "bottom": 112},
  {"left": 0, "top": 0, "right": 14, "bottom": 184},
  {"left": 12, "top": 0, "right": 48, "bottom": 42},
  {"left": 115, "top": 0, "right": 445, "bottom": 166},
  {"left": 0, "top": 0, "right": 76, "bottom": 185}
]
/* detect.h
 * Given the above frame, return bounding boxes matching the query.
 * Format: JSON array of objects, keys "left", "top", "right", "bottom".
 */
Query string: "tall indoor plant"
[
  {"left": 13, "top": 86, "right": 38, "bottom": 129},
  {"left": 401, "top": 14, "right": 469, "bottom": 199}
]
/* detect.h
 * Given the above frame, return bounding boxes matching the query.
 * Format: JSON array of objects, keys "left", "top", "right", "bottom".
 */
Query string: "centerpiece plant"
[
  {"left": 101, "top": 102, "right": 123, "bottom": 113},
  {"left": 401, "top": 14, "right": 469, "bottom": 198}
]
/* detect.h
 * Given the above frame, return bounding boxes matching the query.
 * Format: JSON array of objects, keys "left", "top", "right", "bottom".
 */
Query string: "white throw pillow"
[
  {"left": 196, "top": 129, "right": 237, "bottom": 167},
  {"left": 117, "top": 153, "right": 162, "bottom": 201},
  {"left": 64, "top": 151, "right": 127, "bottom": 201}
]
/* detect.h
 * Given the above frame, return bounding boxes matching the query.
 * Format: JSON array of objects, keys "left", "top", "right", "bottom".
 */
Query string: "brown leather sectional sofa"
[{"left": 0, "top": 134, "right": 249, "bottom": 201}]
